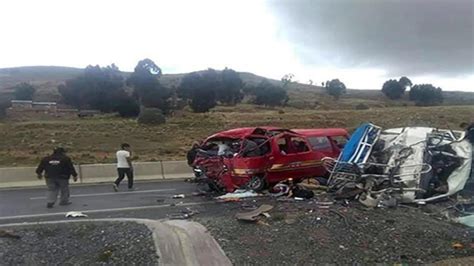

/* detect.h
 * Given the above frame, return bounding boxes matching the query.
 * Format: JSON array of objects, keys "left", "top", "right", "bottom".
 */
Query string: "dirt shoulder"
[
  {"left": 0, "top": 221, "right": 158, "bottom": 265},
  {"left": 197, "top": 196, "right": 474, "bottom": 265}
]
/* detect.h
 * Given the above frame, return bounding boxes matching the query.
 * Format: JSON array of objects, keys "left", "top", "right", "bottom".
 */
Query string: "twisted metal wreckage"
[
  {"left": 192, "top": 127, "right": 349, "bottom": 192},
  {"left": 192, "top": 124, "right": 472, "bottom": 208},
  {"left": 323, "top": 123, "right": 472, "bottom": 207}
]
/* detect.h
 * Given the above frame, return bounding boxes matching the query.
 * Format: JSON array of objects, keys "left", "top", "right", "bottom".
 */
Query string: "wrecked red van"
[{"left": 192, "top": 127, "right": 349, "bottom": 192}]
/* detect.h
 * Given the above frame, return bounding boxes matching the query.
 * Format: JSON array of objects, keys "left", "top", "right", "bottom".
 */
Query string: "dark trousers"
[
  {"left": 45, "top": 178, "right": 70, "bottom": 204},
  {"left": 115, "top": 168, "right": 134, "bottom": 188}
]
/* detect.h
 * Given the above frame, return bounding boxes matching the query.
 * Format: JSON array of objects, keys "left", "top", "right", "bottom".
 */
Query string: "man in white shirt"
[{"left": 113, "top": 143, "right": 134, "bottom": 191}]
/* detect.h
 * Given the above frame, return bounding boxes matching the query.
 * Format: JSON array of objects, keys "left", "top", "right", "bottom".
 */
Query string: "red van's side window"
[{"left": 308, "top": 136, "right": 332, "bottom": 151}]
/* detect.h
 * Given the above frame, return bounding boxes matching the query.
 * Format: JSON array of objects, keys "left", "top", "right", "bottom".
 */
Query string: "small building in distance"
[
  {"left": 11, "top": 100, "right": 57, "bottom": 112},
  {"left": 32, "top": 101, "right": 57, "bottom": 112},
  {"left": 8, "top": 100, "right": 100, "bottom": 120},
  {"left": 11, "top": 100, "right": 33, "bottom": 109}
]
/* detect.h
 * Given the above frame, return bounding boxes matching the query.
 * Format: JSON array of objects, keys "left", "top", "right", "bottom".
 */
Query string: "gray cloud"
[{"left": 269, "top": 0, "right": 474, "bottom": 77}]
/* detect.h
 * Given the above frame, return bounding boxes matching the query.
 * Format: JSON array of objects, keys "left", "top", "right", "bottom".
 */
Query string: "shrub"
[
  {"left": 189, "top": 87, "right": 217, "bottom": 113},
  {"left": 409, "top": 84, "right": 443, "bottom": 106},
  {"left": 252, "top": 80, "right": 289, "bottom": 107},
  {"left": 0, "top": 100, "right": 11, "bottom": 119},
  {"left": 325, "top": 79, "right": 346, "bottom": 100},
  {"left": 355, "top": 103, "right": 370, "bottom": 110},
  {"left": 115, "top": 97, "right": 140, "bottom": 117},
  {"left": 137, "top": 108, "right": 166, "bottom": 125}
]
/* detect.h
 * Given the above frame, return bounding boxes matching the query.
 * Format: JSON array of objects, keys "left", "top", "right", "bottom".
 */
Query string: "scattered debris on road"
[
  {"left": 235, "top": 204, "right": 273, "bottom": 222},
  {"left": 65, "top": 211, "right": 88, "bottom": 218},
  {"left": 216, "top": 189, "right": 260, "bottom": 200},
  {"left": 453, "top": 242, "right": 465, "bottom": 250},
  {"left": 167, "top": 207, "right": 200, "bottom": 220},
  {"left": 0, "top": 229, "right": 21, "bottom": 239}
]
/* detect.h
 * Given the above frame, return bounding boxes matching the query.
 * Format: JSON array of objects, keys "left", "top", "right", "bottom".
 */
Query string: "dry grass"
[
  {"left": 1, "top": 104, "right": 473, "bottom": 167},
  {"left": 1, "top": 67, "right": 473, "bottom": 166}
]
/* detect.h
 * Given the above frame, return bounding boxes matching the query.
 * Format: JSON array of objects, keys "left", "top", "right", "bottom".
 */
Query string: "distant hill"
[
  {"left": 0, "top": 66, "right": 84, "bottom": 101},
  {"left": 0, "top": 66, "right": 83, "bottom": 87},
  {"left": 0, "top": 66, "right": 473, "bottom": 108}
]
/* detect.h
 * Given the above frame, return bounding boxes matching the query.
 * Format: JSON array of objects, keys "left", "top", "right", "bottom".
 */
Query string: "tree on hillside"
[
  {"left": 59, "top": 65, "right": 124, "bottom": 111},
  {"left": 218, "top": 68, "right": 243, "bottom": 105},
  {"left": 325, "top": 79, "right": 346, "bottom": 100},
  {"left": 178, "top": 68, "right": 244, "bottom": 112},
  {"left": 127, "top": 59, "right": 162, "bottom": 87},
  {"left": 131, "top": 58, "right": 162, "bottom": 77},
  {"left": 399, "top": 76, "right": 413, "bottom": 89},
  {"left": 83, "top": 64, "right": 125, "bottom": 112},
  {"left": 127, "top": 59, "right": 171, "bottom": 113},
  {"left": 58, "top": 64, "right": 139, "bottom": 116},
  {"left": 200, "top": 69, "right": 221, "bottom": 92},
  {"left": 58, "top": 80, "right": 85, "bottom": 109},
  {"left": 178, "top": 71, "right": 218, "bottom": 113},
  {"left": 409, "top": 84, "right": 443, "bottom": 106},
  {"left": 381, "top": 79, "right": 405, "bottom": 100},
  {"left": 281, "top": 73, "right": 295, "bottom": 88},
  {"left": 253, "top": 79, "right": 289, "bottom": 107},
  {"left": 14, "top": 83, "right": 36, "bottom": 100},
  {"left": 178, "top": 72, "right": 200, "bottom": 100}
]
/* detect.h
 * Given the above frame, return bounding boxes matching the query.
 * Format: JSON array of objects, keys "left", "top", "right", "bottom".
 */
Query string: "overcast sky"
[{"left": 0, "top": 0, "right": 473, "bottom": 90}]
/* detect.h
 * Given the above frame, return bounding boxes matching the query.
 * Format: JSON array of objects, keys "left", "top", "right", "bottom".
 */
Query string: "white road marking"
[
  {"left": 0, "top": 179, "right": 185, "bottom": 192},
  {"left": 0, "top": 218, "right": 161, "bottom": 228},
  {"left": 29, "top": 188, "right": 177, "bottom": 200},
  {"left": 0, "top": 201, "right": 212, "bottom": 221}
]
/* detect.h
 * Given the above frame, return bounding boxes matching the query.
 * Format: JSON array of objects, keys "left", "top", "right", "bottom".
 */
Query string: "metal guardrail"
[{"left": 0, "top": 160, "right": 193, "bottom": 188}]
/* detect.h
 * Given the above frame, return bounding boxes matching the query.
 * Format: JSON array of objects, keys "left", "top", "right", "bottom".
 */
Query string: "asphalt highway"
[{"left": 0, "top": 179, "right": 221, "bottom": 225}]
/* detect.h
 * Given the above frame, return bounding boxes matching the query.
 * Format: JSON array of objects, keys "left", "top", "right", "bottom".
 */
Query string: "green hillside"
[{"left": 0, "top": 66, "right": 473, "bottom": 108}]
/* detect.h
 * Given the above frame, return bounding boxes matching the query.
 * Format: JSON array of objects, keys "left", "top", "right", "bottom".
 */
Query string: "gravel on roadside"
[
  {"left": 197, "top": 197, "right": 474, "bottom": 265},
  {"left": 0, "top": 221, "right": 158, "bottom": 265}
]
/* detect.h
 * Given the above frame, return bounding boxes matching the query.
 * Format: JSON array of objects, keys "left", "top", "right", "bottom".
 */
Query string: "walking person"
[
  {"left": 113, "top": 143, "right": 134, "bottom": 191},
  {"left": 36, "top": 147, "right": 78, "bottom": 208}
]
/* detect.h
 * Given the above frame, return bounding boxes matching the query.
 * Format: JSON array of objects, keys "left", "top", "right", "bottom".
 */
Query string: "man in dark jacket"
[{"left": 36, "top": 147, "right": 78, "bottom": 208}]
